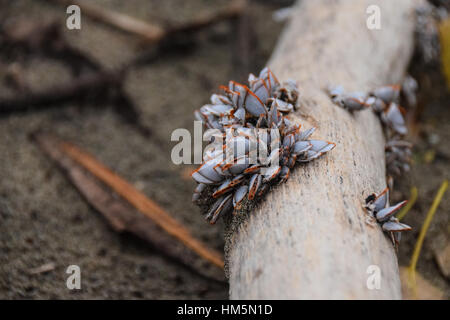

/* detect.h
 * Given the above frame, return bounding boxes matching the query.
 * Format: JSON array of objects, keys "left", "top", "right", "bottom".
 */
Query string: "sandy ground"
[
  {"left": 0, "top": 0, "right": 448, "bottom": 299},
  {"left": 0, "top": 0, "right": 284, "bottom": 299}
]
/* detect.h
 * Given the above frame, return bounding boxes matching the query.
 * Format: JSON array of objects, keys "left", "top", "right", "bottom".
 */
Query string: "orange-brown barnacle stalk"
[
  {"left": 248, "top": 173, "right": 262, "bottom": 200},
  {"left": 261, "top": 67, "right": 280, "bottom": 92},
  {"left": 243, "top": 86, "right": 267, "bottom": 117},
  {"left": 398, "top": 105, "right": 407, "bottom": 116},
  {"left": 219, "top": 84, "right": 230, "bottom": 93}
]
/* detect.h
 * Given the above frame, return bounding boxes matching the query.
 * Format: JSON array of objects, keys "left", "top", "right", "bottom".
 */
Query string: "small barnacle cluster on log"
[
  {"left": 327, "top": 76, "right": 417, "bottom": 189},
  {"left": 192, "top": 68, "right": 335, "bottom": 224},
  {"left": 364, "top": 188, "right": 411, "bottom": 250},
  {"left": 327, "top": 79, "right": 417, "bottom": 248}
]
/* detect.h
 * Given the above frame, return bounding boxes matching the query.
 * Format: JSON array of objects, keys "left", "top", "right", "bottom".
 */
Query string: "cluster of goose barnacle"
[
  {"left": 327, "top": 77, "right": 417, "bottom": 189},
  {"left": 192, "top": 68, "right": 335, "bottom": 224},
  {"left": 327, "top": 78, "right": 417, "bottom": 247},
  {"left": 364, "top": 188, "right": 411, "bottom": 250}
]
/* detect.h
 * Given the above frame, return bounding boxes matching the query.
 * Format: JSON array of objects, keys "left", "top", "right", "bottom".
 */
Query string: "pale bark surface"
[{"left": 225, "top": 0, "right": 418, "bottom": 299}]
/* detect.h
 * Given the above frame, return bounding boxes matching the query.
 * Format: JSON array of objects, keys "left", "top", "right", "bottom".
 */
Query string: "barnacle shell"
[
  {"left": 192, "top": 68, "right": 335, "bottom": 224},
  {"left": 364, "top": 188, "right": 411, "bottom": 248},
  {"left": 327, "top": 82, "right": 413, "bottom": 182}
]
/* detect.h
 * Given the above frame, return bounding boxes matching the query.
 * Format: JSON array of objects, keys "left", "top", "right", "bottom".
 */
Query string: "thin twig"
[
  {"left": 407, "top": 180, "right": 448, "bottom": 298},
  {"left": 231, "top": 1, "right": 258, "bottom": 81},
  {"left": 28, "top": 262, "right": 56, "bottom": 275},
  {"left": 34, "top": 133, "right": 224, "bottom": 280},
  {"left": 51, "top": 0, "right": 164, "bottom": 42},
  {"left": 165, "top": 0, "right": 246, "bottom": 36},
  {"left": 0, "top": 71, "right": 119, "bottom": 114},
  {"left": 34, "top": 133, "right": 225, "bottom": 270},
  {"left": 47, "top": 0, "right": 245, "bottom": 44},
  {"left": 1, "top": 20, "right": 102, "bottom": 73}
]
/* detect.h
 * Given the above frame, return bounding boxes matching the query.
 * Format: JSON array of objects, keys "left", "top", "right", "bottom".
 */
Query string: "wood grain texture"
[{"left": 225, "top": 0, "right": 417, "bottom": 299}]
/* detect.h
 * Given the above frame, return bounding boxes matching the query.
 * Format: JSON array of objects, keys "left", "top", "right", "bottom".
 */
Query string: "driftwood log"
[{"left": 225, "top": 0, "right": 418, "bottom": 299}]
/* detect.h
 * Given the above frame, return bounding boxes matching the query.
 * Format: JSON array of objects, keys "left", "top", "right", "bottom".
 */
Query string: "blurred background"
[{"left": 0, "top": 0, "right": 448, "bottom": 299}]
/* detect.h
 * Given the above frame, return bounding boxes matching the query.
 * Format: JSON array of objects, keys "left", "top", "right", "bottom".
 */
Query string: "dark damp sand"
[{"left": 0, "top": 0, "right": 448, "bottom": 299}]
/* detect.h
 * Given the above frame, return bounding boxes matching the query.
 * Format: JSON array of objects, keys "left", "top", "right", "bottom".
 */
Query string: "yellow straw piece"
[
  {"left": 439, "top": 18, "right": 450, "bottom": 89},
  {"left": 407, "top": 180, "right": 448, "bottom": 298},
  {"left": 397, "top": 186, "right": 418, "bottom": 221}
]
